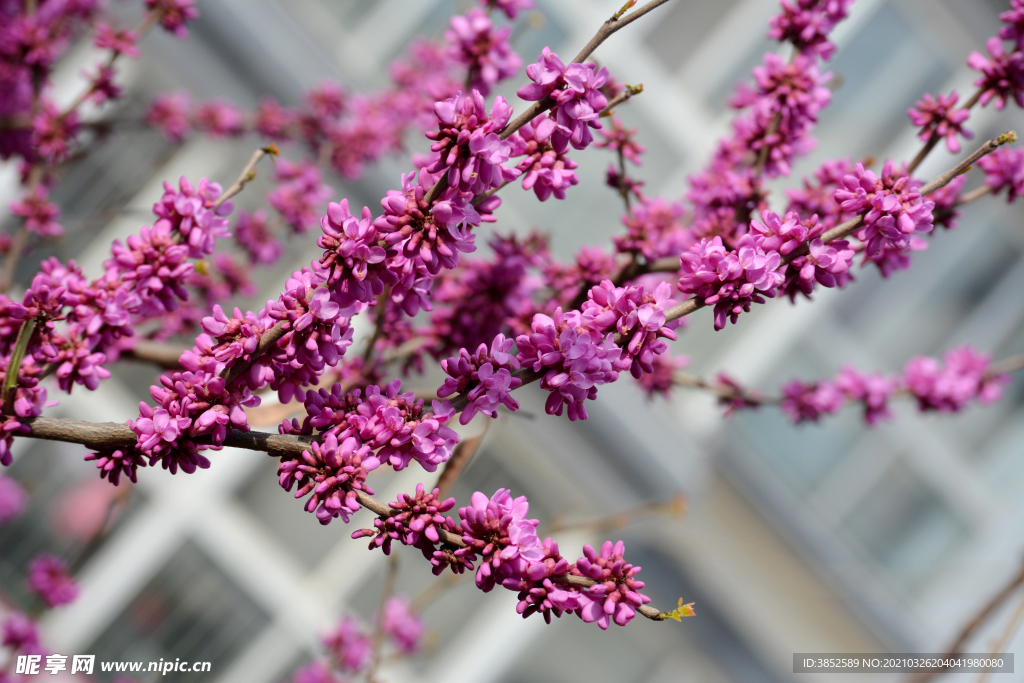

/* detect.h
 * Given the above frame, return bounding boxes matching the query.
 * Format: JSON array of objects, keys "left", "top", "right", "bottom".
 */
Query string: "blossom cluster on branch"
[{"left": 2, "top": 0, "right": 1024, "bottom": 643}]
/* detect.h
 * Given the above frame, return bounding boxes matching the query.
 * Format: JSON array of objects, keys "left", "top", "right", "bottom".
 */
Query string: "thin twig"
[
  {"left": 434, "top": 423, "right": 488, "bottom": 499},
  {"left": 363, "top": 287, "right": 391, "bottom": 364},
  {"left": 973, "top": 586, "right": 1024, "bottom": 683},
  {"left": 908, "top": 557, "right": 1024, "bottom": 683},
  {"left": 214, "top": 145, "right": 278, "bottom": 209},
  {"left": 366, "top": 555, "right": 399, "bottom": 683},
  {"left": 220, "top": 321, "right": 286, "bottom": 385},
  {"left": 546, "top": 494, "right": 686, "bottom": 535},
  {"left": 424, "top": 0, "right": 669, "bottom": 204},
  {"left": 0, "top": 227, "right": 30, "bottom": 293}
]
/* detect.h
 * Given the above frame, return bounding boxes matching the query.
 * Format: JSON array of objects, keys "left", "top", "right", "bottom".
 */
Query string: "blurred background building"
[{"left": 2, "top": 0, "right": 1023, "bottom": 682}]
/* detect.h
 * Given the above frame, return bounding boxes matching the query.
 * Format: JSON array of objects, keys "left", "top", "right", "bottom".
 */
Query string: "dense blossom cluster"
[
  {"left": 5, "top": 0, "right": 1024, "bottom": 646},
  {"left": 908, "top": 91, "right": 973, "bottom": 153}
]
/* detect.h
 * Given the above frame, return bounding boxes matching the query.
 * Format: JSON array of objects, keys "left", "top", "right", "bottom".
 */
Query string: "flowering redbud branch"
[
  {"left": 784, "top": 132, "right": 1017, "bottom": 266},
  {"left": 60, "top": 9, "right": 163, "bottom": 120},
  {"left": 213, "top": 145, "right": 278, "bottom": 209},
  {"left": 905, "top": 86, "right": 984, "bottom": 175},
  {"left": 14, "top": 417, "right": 680, "bottom": 621},
  {"left": 908, "top": 556, "right": 1024, "bottom": 683},
  {"left": 498, "top": 0, "right": 668, "bottom": 142},
  {"left": 21, "top": 416, "right": 313, "bottom": 458},
  {"left": 2, "top": 317, "right": 37, "bottom": 415}
]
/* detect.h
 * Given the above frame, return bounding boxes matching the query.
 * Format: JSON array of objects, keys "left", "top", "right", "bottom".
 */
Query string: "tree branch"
[{"left": 214, "top": 145, "right": 277, "bottom": 209}]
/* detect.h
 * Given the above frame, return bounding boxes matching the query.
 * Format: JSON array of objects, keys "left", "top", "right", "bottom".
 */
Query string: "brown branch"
[
  {"left": 546, "top": 494, "right": 686, "bottom": 535},
  {"left": 908, "top": 559, "right": 1024, "bottom": 683},
  {"left": 214, "top": 145, "right": 277, "bottom": 209},
  {"left": 434, "top": 423, "right": 488, "bottom": 498},
  {"left": 16, "top": 415, "right": 674, "bottom": 621},
  {"left": 366, "top": 555, "right": 399, "bottom": 683},
  {"left": 121, "top": 339, "right": 187, "bottom": 369},
  {"left": 220, "top": 321, "right": 287, "bottom": 386},
  {"left": 362, "top": 287, "right": 391, "bottom": 364}
]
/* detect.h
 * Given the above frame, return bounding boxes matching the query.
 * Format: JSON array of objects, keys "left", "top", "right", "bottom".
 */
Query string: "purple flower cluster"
[
  {"left": 277, "top": 433, "right": 379, "bottom": 525},
  {"left": 353, "top": 483, "right": 455, "bottom": 555},
  {"left": 146, "top": 0, "right": 200, "bottom": 39},
  {"left": 438, "top": 334, "right": 521, "bottom": 423},
  {"left": 515, "top": 308, "right": 622, "bottom": 421},
  {"left": 268, "top": 159, "right": 333, "bottom": 234},
  {"left": 232, "top": 209, "right": 284, "bottom": 265},
  {"left": 903, "top": 346, "right": 1008, "bottom": 413},
  {"left": 193, "top": 100, "right": 244, "bottom": 137},
  {"left": 968, "top": 37, "right": 1024, "bottom": 110},
  {"left": 381, "top": 597, "right": 424, "bottom": 654},
  {"left": 677, "top": 233, "right": 785, "bottom": 330},
  {"left": 146, "top": 91, "right": 192, "bottom": 141},
  {"left": 322, "top": 617, "right": 371, "bottom": 673},
  {"left": 511, "top": 117, "right": 580, "bottom": 201},
  {"left": 430, "top": 233, "right": 546, "bottom": 358},
  {"left": 908, "top": 91, "right": 973, "bottom": 153},
  {"left": 573, "top": 540, "right": 652, "bottom": 629},
  {"left": 517, "top": 48, "right": 609, "bottom": 153},
  {"left": 1002, "top": 0, "right": 1024, "bottom": 49},
  {"left": 834, "top": 161, "right": 934, "bottom": 259},
  {"left": 9, "top": 187, "right": 62, "bottom": 238},
  {"left": 482, "top": 0, "right": 535, "bottom": 19},
  {"left": 374, "top": 168, "right": 480, "bottom": 280},
  {"left": 281, "top": 378, "right": 459, "bottom": 477},
  {"left": 978, "top": 147, "right": 1024, "bottom": 202},
  {"left": 425, "top": 90, "right": 519, "bottom": 196},
  {"left": 614, "top": 197, "right": 692, "bottom": 261},
  {"left": 27, "top": 554, "right": 79, "bottom": 607},
  {"left": 456, "top": 489, "right": 546, "bottom": 592},
  {"left": 729, "top": 53, "right": 831, "bottom": 178},
  {"left": 0, "top": 474, "right": 28, "bottom": 524},
  {"left": 768, "top": 0, "right": 854, "bottom": 59},
  {"left": 446, "top": 9, "right": 522, "bottom": 96},
  {"left": 2, "top": 611, "right": 41, "bottom": 656}
]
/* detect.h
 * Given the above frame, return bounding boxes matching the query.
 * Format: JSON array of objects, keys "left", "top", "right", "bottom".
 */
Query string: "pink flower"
[
  {"left": 381, "top": 597, "right": 424, "bottom": 654},
  {"left": 9, "top": 187, "right": 62, "bottom": 238},
  {"left": 907, "top": 91, "right": 973, "bottom": 153},
  {"left": 146, "top": 92, "right": 192, "bottom": 142},
  {"left": 573, "top": 540, "right": 650, "bottom": 629},
  {"left": 967, "top": 37, "right": 1024, "bottom": 110},
  {"left": 27, "top": 554, "right": 79, "bottom": 607},
  {"left": 322, "top": 617, "right": 371, "bottom": 673},
  {"left": 446, "top": 9, "right": 522, "bottom": 96},
  {"left": 0, "top": 474, "right": 28, "bottom": 525},
  {"left": 146, "top": 0, "right": 200, "bottom": 39},
  {"left": 193, "top": 100, "right": 245, "bottom": 137},
  {"left": 978, "top": 148, "right": 1024, "bottom": 202}
]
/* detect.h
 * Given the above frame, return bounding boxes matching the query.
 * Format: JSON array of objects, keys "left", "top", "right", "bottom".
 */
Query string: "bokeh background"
[{"left": 2, "top": 0, "right": 1024, "bottom": 682}]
